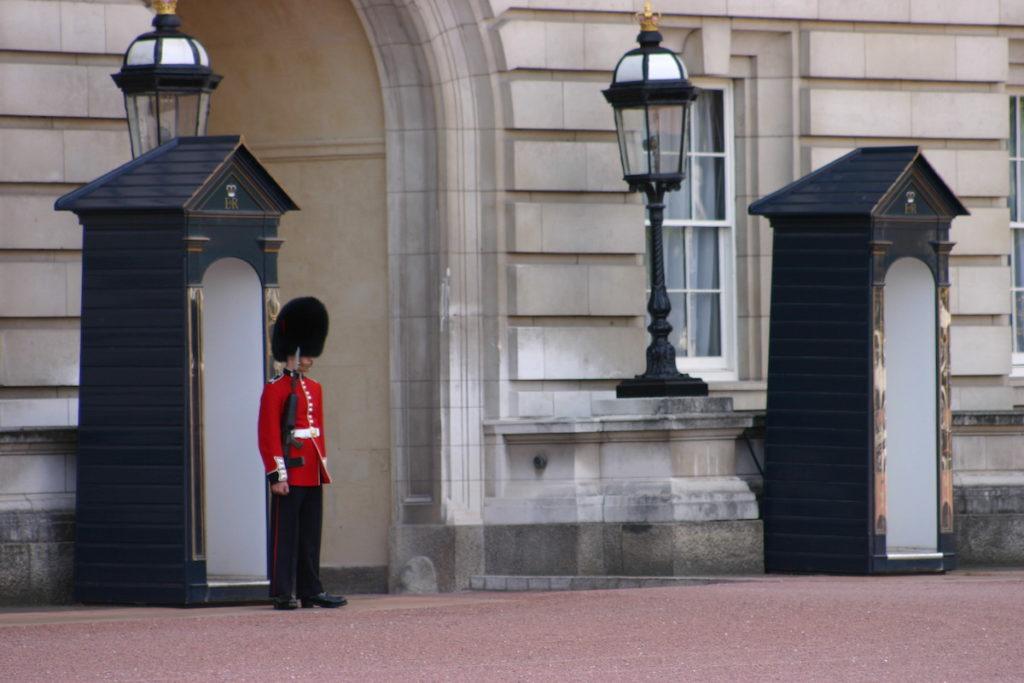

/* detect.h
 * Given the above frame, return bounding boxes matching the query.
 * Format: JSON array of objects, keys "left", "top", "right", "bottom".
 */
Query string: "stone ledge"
[
  {"left": 320, "top": 565, "right": 389, "bottom": 595},
  {"left": 953, "top": 411, "right": 1024, "bottom": 428},
  {"left": 0, "top": 493, "right": 75, "bottom": 514},
  {"left": 955, "top": 480, "right": 1024, "bottom": 515},
  {"left": 0, "top": 427, "right": 77, "bottom": 450},
  {"left": 592, "top": 396, "right": 733, "bottom": 416},
  {"left": 484, "top": 412, "right": 755, "bottom": 437},
  {"left": 0, "top": 508, "right": 74, "bottom": 543}
]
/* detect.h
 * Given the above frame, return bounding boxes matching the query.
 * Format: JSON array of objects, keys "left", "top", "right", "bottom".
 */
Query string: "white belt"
[{"left": 292, "top": 427, "right": 320, "bottom": 439}]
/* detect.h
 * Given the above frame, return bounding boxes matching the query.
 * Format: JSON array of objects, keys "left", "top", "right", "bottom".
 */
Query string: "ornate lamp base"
[{"left": 616, "top": 375, "right": 709, "bottom": 398}]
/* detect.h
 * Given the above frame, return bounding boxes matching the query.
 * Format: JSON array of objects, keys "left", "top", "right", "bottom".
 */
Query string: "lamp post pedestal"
[{"left": 617, "top": 184, "right": 708, "bottom": 398}]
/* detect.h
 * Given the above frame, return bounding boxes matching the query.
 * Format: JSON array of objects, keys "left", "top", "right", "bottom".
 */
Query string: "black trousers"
[{"left": 269, "top": 485, "right": 324, "bottom": 599}]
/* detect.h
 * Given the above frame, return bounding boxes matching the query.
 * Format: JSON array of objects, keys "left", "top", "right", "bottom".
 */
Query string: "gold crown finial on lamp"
[
  {"left": 153, "top": 0, "right": 177, "bottom": 15},
  {"left": 636, "top": 0, "right": 660, "bottom": 31}
]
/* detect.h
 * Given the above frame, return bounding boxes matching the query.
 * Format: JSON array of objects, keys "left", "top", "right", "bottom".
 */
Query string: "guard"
[{"left": 258, "top": 297, "right": 346, "bottom": 610}]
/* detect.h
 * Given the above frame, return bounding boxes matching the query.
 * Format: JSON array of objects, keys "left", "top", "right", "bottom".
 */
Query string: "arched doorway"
[
  {"left": 883, "top": 257, "right": 938, "bottom": 555},
  {"left": 201, "top": 257, "right": 267, "bottom": 581},
  {"left": 180, "top": 0, "right": 392, "bottom": 585}
]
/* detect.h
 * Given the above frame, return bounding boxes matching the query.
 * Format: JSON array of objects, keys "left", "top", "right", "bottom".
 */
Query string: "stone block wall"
[
  {"left": 489, "top": 0, "right": 1024, "bottom": 416},
  {"left": 0, "top": 428, "right": 76, "bottom": 605},
  {"left": 0, "top": 0, "right": 149, "bottom": 430}
]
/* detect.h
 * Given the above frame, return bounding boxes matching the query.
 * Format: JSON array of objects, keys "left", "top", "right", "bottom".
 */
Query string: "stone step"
[{"left": 468, "top": 575, "right": 749, "bottom": 592}]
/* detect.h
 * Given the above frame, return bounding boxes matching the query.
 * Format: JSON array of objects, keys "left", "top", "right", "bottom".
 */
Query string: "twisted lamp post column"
[
  {"left": 642, "top": 186, "right": 677, "bottom": 378},
  {"left": 604, "top": 2, "right": 707, "bottom": 398}
]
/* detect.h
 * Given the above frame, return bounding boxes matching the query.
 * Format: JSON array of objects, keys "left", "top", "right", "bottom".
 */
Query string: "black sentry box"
[
  {"left": 750, "top": 147, "right": 967, "bottom": 574},
  {"left": 57, "top": 136, "right": 297, "bottom": 604}
]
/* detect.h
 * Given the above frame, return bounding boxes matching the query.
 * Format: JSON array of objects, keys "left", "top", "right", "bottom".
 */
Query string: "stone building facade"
[{"left": 1, "top": 0, "right": 1023, "bottom": 602}]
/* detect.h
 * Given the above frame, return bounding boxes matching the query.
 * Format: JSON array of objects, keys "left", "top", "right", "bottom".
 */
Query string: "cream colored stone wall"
[
  {"left": 0, "top": 0, "right": 150, "bottom": 431},
  {"left": 800, "top": 24, "right": 1014, "bottom": 410},
  {"left": 491, "top": 0, "right": 1024, "bottom": 415},
  {"left": 178, "top": 0, "right": 391, "bottom": 570}
]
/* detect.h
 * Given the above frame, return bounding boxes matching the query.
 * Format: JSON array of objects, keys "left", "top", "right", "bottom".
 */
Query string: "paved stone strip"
[
  {"left": 468, "top": 575, "right": 743, "bottom": 591},
  {"left": 2, "top": 572, "right": 1023, "bottom": 681}
]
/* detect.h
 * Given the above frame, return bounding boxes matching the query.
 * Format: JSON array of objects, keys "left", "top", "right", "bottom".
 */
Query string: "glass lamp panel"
[
  {"left": 196, "top": 92, "right": 211, "bottom": 135},
  {"left": 159, "top": 37, "right": 196, "bottom": 65},
  {"left": 156, "top": 92, "right": 178, "bottom": 144},
  {"left": 614, "top": 54, "right": 645, "bottom": 83},
  {"left": 647, "top": 53, "right": 683, "bottom": 80},
  {"left": 154, "top": 92, "right": 203, "bottom": 145},
  {"left": 126, "top": 39, "right": 157, "bottom": 66},
  {"left": 615, "top": 107, "right": 650, "bottom": 177},
  {"left": 195, "top": 42, "right": 210, "bottom": 67},
  {"left": 175, "top": 92, "right": 202, "bottom": 137},
  {"left": 692, "top": 91, "right": 724, "bottom": 153},
  {"left": 693, "top": 156, "right": 725, "bottom": 220},
  {"left": 126, "top": 93, "right": 160, "bottom": 157},
  {"left": 647, "top": 104, "right": 684, "bottom": 175}
]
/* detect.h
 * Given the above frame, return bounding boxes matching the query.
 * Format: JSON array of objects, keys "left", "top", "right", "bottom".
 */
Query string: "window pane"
[
  {"left": 668, "top": 292, "right": 688, "bottom": 356},
  {"left": 1016, "top": 292, "right": 1024, "bottom": 353},
  {"left": 693, "top": 156, "right": 725, "bottom": 220},
  {"left": 691, "top": 293, "right": 721, "bottom": 356},
  {"left": 643, "top": 88, "right": 730, "bottom": 362},
  {"left": 1015, "top": 230, "right": 1024, "bottom": 288},
  {"left": 1011, "top": 97, "right": 1019, "bottom": 158},
  {"left": 1011, "top": 162, "right": 1019, "bottom": 223},
  {"left": 692, "top": 90, "right": 724, "bottom": 153},
  {"left": 691, "top": 227, "right": 719, "bottom": 289},
  {"left": 665, "top": 171, "right": 692, "bottom": 219},
  {"left": 664, "top": 227, "right": 686, "bottom": 290},
  {"left": 1018, "top": 97, "right": 1024, "bottom": 157}
]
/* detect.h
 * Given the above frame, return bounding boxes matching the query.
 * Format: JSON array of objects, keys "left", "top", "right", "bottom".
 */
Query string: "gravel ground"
[{"left": 1, "top": 571, "right": 1022, "bottom": 682}]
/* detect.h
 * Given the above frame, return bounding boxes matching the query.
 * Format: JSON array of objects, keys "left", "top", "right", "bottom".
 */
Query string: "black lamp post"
[
  {"left": 112, "top": 0, "right": 221, "bottom": 158},
  {"left": 603, "top": 1, "right": 708, "bottom": 398}
]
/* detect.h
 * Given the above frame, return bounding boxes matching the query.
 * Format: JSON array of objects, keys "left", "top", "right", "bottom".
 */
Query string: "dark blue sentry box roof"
[
  {"left": 748, "top": 146, "right": 968, "bottom": 218},
  {"left": 55, "top": 135, "right": 298, "bottom": 214}
]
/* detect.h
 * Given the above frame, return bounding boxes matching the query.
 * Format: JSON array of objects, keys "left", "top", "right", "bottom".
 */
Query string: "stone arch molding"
[
  {"left": 137, "top": 0, "right": 500, "bottom": 525},
  {"left": 350, "top": 0, "right": 501, "bottom": 525}
]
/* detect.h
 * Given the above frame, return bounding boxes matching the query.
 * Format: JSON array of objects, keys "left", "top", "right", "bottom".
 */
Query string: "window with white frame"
[
  {"left": 646, "top": 85, "right": 734, "bottom": 378},
  {"left": 1010, "top": 96, "right": 1024, "bottom": 368}
]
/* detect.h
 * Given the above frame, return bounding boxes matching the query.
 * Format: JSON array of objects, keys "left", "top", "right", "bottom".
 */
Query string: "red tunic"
[{"left": 258, "top": 372, "right": 330, "bottom": 486}]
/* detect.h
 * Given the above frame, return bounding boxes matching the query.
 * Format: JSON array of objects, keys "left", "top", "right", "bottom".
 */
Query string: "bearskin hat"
[{"left": 271, "top": 297, "right": 329, "bottom": 362}]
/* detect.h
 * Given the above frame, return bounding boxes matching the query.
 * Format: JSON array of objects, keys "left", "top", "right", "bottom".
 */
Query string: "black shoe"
[
  {"left": 300, "top": 592, "right": 347, "bottom": 608},
  {"left": 273, "top": 596, "right": 299, "bottom": 610}
]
